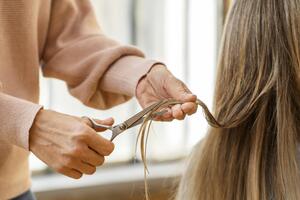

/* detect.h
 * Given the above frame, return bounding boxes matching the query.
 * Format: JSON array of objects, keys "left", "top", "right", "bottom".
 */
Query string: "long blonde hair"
[{"left": 174, "top": 0, "right": 300, "bottom": 199}]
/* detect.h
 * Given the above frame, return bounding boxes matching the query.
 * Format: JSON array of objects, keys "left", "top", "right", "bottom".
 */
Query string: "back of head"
[{"left": 176, "top": 0, "right": 300, "bottom": 199}]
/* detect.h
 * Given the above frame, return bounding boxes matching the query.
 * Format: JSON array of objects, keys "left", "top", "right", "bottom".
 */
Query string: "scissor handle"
[
  {"left": 82, "top": 101, "right": 170, "bottom": 141},
  {"left": 83, "top": 117, "right": 113, "bottom": 130}
]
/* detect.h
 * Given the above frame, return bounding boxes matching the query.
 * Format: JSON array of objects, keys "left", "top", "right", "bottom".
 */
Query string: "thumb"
[
  {"left": 82, "top": 117, "right": 114, "bottom": 132},
  {"left": 93, "top": 117, "right": 114, "bottom": 132},
  {"left": 166, "top": 77, "right": 197, "bottom": 103},
  {"left": 93, "top": 117, "right": 114, "bottom": 125}
]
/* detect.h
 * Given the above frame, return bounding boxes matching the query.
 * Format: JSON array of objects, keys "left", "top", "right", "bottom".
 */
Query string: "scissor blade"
[
  {"left": 122, "top": 101, "right": 164, "bottom": 129},
  {"left": 128, "top": 110, "right": 168, "bottom": 128},
  {"left": 110, "top": 106, "right": 167, "bottom": 141}
]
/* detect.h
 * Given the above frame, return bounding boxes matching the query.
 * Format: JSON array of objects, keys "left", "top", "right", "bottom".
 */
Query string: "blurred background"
[{"left": 31, "top": 0, "right": 231, "bottom": 199}]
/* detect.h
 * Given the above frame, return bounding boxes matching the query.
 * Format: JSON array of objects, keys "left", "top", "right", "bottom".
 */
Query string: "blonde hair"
[
  {"left": 174, "top": 0, "right": 300, "bottom": 199},
  {"left": 138, "top": 99, "right": 220, "bottom": 200}
]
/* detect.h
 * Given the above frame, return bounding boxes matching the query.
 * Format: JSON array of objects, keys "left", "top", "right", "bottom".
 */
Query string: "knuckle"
[
  {"left": 69, "top": 147, "right": 83, "bottom": 157},
  {"left": 73, "top": 127, "right": 90, "bottom": 143},
  {"left": 188, "top": 109, "right": 197, "bottom": 116},
  {"left": 95, "top": 156, "right": 105, "bottom": 166},
  {"left": 72, "top": 173, "right": 83, "bottom": 179},
  {"left": 182, "top": 107, "right": 191, "bottom": 113},
  {"left": 64, "top": 157, "right": 76, "bottom": 167},
  {"left": 55, "top": 165, "right": 66, "bottom": 174},
  {"left": 178, "top": 114, "right": 185, "bottom": 120},
  {"left": 80, "top": 117, "right": 92, "bottom": 126},
  {"left": 103, "top": 143, "right": 115, "bottom": 156},
  {"left": 173, "top": 113, "right": 181, "bottom": 119},
  {"left": 86, "top": 166, "right": 96, "bottom": 175},
  {"left": 176, "top": 116, "right": 184, "bottom": 120}
]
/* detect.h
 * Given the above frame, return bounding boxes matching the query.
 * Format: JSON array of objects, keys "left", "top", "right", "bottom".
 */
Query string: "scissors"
[{"left": 84, "top": 100, "right": 168, "bottom": 141}]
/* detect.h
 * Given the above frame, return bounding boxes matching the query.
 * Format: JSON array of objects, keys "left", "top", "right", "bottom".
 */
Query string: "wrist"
[
  {"left": 136, "top": 73, "right": 148, "bottom": 98},
  {"left": 136, "top": 64, "right": 166, "bottom": 96},
  {"left": 148, "top": 64, "right": 168, "bottom": 79},
  {"left": 141, "top": 64, "right": 167, "bottom": 84},
  {"left": 29, "top": 108, "right": 45, "bottom": 150}
]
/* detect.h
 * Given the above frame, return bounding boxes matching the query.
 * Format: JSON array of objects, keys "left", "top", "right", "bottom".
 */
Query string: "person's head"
[{"left": 176, "top": 0, "right": 300, "bottom": 199}]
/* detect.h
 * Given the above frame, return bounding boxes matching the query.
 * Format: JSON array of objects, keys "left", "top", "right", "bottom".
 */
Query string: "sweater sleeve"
[
  {"left": 41, "top": 0, "right": 163, "bottom": 109},
  {"left": 0, "top": 93, "right": 42, "bottom": 150}
]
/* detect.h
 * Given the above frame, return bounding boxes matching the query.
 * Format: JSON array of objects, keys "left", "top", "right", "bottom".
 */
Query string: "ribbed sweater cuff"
[
  {"left": 100, "top": 56, "right": 165, "bottom": 97},
  {"left": 0, "top": 93, "right": 42, "bottom": 150}
]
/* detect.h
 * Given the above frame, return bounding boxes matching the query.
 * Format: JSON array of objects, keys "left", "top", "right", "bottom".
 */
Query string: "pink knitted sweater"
[{"left": 0, "top": 0, "right": 159, "bottom": 198}]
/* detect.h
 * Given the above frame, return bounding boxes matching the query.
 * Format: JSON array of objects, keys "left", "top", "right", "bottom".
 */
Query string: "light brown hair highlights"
[
  {"left": 138, "top": 99, "right": 221, "bottom": 200},
  {"left": 174, "top": 0, "right": 300, "bottom": 199}
]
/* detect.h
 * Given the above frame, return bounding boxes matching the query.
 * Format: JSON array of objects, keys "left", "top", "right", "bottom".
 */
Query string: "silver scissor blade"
[
  {"left": 128, "top": 110, "right": 168, "bottom": 128},
  {"left": 121, "top": 101, "right": 164, "bottom": 129},
  {"left": 110, "top": 109, "right": 167, "bottom": 141}
]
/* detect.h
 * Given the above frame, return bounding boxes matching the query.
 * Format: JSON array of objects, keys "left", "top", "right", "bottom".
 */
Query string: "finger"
[
  {"left": 152, "top": 114, "right": 162, "bottom": 121},
  {"left": 73, "top": 161, "right": 97, "bottom": 175},
  {"left": 81, "top": 147, "right": 105, "bottom": 166},
  {"left": 153, "top": 114, "right": 174, "bottom": 122},
  {"left": 181, "top": 93, "right": 197, "bottom": 103},
  {"left": 171, "top": 104, "right": 186, "bottom": 120},
  {"left": 86, "top": 132, "right": 115, "bottom": 156},
  {"left": 152, "top": 107, "right": 174, "bottom": 121},
  {"left": 162, "top": 108, "right": 173, "bottom": 118},
  {"left": 181, "top": 102, "right": 198, "bottom": 115},
  {"left": 160, "top": 108, "right": 174, "bottom": 121},
  {"left": 57, "top": 167, "right": 83, "bottom": 179},
  {"left": 161, "top": 117, "right": 174, "bottom": 122}
]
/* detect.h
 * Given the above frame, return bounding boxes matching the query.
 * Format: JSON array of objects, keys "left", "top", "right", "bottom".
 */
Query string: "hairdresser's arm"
[
  {"left": 42, "top": 0, "right": 160, "bottom": 109},
  {"left": 136, "top": 65, "right": 198, "bottom": 120},
  {"left": 0, "top": 90, "right": 114, "bottom": 180}
]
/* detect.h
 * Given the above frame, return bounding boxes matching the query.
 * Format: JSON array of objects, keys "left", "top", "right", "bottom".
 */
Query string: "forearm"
[{"left": 42, "top": 0, "right": 162, "bottom": 109}]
